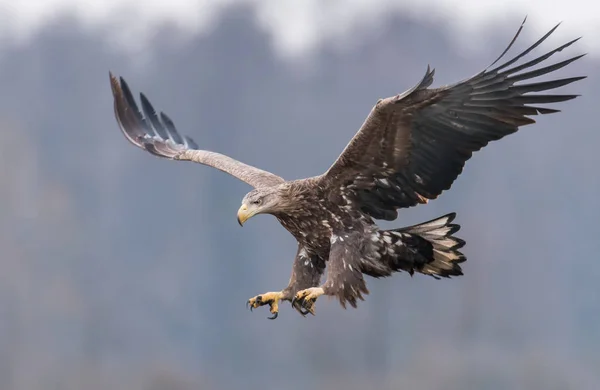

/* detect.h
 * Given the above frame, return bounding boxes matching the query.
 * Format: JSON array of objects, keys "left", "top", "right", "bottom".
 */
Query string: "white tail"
[{"left": 396, "top": 213, "right": 466, "bottom": 279}]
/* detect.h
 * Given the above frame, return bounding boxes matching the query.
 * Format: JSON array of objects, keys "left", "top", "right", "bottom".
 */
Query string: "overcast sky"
[
  {"left": 0, "top": 2, "right": 596, "bottom": 389},
  {"left": 2, "top": 0, "right": 599, "bottom": 59}
]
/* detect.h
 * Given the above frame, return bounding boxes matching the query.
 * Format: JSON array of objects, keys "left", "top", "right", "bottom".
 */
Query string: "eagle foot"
[
  {"left": 247, "top": 291, "right": 284, "bottom": 320},
  {"left": 291, "top": 287, "right": 325, "bottom": 316}
]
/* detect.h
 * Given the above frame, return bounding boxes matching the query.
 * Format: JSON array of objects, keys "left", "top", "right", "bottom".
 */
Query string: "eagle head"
[{"left": 237, "top": 187, "right": 284, "bottom": 226}]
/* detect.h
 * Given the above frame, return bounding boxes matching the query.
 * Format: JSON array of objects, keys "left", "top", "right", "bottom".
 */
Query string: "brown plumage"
[{"left": 109, "top": 18, "right": 585, "bottom": 319}]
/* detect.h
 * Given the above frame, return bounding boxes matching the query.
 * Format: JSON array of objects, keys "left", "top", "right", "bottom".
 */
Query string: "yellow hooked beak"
[{"left": 237, "top": 203, "right": 252, "bottom": 226}]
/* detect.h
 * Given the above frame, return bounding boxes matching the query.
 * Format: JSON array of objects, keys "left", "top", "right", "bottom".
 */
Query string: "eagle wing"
[
  {"left": 318, "top": 19, "right": 586, "bottom": 220},
  {"left": 109, "top": 73, "right": 285, "bottom": 189}
]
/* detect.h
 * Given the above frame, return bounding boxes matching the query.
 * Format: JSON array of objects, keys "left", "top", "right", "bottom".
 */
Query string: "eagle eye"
[{"left": 251, "top": 199, "right": 262, "bottom": 205}]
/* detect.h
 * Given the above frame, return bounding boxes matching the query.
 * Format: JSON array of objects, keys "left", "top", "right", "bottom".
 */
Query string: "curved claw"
[
  {"left": 300, "top": 307, "right": 311, "bottom": 316},
  {"left": 247, "top": 295, "right": 263, "bottom": 312},
  {"left": 292, "top": 288, "right": 323, "bottom": 316},
  {"left": 290, "top": 298, "right": 308, "bottom": 316},
  {"left": 291, "top": 296, "right": 313, "bottom": 317},
  {"left": 248, "top": 292, "right": 283, "bottom": 319}
]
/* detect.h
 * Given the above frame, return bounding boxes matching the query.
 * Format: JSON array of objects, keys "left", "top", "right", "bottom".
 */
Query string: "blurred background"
[{"left": 0, "top": 1, "right": 598, "bottom": 389}]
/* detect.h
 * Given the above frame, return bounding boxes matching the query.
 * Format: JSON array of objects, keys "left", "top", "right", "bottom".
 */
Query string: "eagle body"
[
  {"left": 261, "top": 178, "right": 466, "bottom": 308},
  {"left": 272, "top": 178, "right": 368, "bottom": 258},
  {"left": 109, "top": 18, "right": 586, "bottom": 318}
]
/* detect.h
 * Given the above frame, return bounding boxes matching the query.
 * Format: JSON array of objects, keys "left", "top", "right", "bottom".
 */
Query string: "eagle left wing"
[
  {"left": 109, "top": 73, "right": 285, "bottom": 188},
  {"left": 318, "top": 19, "right": 586, "bottom": 221}
]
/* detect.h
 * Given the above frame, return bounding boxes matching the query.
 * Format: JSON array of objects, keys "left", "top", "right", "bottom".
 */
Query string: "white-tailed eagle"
[{"left": 109, "top": 19, "right": 585, "bottom": 319}]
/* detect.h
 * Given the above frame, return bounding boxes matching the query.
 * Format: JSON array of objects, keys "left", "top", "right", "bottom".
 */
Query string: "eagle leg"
[
  {"left": 247, "top": 291, "right": 286, "bottom": 320},
  {"left": 247, "top": 245, "right": 326, "bottom": 319},
  {"left": 291, "top": 287, "right": 325, "bottom": 316},
  {"left": 292, "top": 231, "right": 372, "bottom": 315}
]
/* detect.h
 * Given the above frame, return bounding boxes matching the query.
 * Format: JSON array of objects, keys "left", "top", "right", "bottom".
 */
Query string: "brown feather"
[
  {"left": 318, "top": 20, "right": 586, "bottom": 220},
  {"left": 108, "top": 72, "right": 285, "bottom": 189}
]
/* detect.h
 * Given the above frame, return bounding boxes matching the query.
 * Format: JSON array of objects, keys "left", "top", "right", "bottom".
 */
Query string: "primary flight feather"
[{"left": 109, "top": 18, "right": 585, "bottom": 319}]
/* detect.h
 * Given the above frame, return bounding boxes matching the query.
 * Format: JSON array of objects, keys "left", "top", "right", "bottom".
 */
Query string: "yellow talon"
[
  {"left": 292, "top": 287, "right": 325, "bottom": 316},
  {"left": 247, "top": 291, "right": 284, "bottom": 320}
]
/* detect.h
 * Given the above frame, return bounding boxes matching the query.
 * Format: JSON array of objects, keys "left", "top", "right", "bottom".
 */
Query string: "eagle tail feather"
[{"left": 395, "top": 212, "right": 466, "bottom": 279}]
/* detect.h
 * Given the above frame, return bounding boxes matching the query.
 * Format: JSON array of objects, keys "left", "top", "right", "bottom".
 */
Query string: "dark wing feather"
[
  {"left": 110, "top": 73, "right": 201, "bottom": 159},
  {"left": 109, "top": 73, "right": 285, "bottom": 188},
  {"left": 319, "top": 19, "right": 585, "bottom": 220}
]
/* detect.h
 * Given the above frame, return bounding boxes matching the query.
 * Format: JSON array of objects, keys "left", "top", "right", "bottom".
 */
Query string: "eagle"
[{"left": 109, "top": 19, "right": 585, "bottom": 320}]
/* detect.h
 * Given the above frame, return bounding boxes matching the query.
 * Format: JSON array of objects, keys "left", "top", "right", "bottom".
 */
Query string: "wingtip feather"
[
  {"left": 109, "top": 73, "right": 120, "bottom": 95},
  {"left": 108, "top": 75, "right": 199, "bottom": 159}
]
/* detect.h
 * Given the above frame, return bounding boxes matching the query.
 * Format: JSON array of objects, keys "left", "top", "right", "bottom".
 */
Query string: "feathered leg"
[{"left": 293, "top": 231, "right": 371, "bottom": 315}]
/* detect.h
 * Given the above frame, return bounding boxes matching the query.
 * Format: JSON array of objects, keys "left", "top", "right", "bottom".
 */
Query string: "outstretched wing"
[
  {"left": 318, "top": 18, "right": 586, "bottom": 220},
  {"left": 109, "top": 73, "right": 285, "bottom": 188}
]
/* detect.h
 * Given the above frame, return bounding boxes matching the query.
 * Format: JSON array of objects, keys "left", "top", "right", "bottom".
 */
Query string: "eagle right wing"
[
  {"left": 109, "top": 73, "right": 285, "bottom": 189},
  {"left": 317, "top": 18, "right": 585, "bottom": 220}
]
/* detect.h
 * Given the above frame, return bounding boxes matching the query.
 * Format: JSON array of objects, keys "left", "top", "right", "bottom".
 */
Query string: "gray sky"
[
  {"left": 0, "top": 3, "right": 597, "bottom": 389},
  {"left": 3, "top": 0, "right": 599, "bottom": 59}
]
